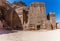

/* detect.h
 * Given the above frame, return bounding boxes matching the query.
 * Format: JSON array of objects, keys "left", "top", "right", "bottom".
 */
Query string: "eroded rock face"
[
  {"left": 28, "top": 2, "right": 47, "bottom": 30},
  {"left": 0, "top": 1, "right": 57, "bottom": 30},
  {"left": 0, "top": 0, "right": 6, "bottom": 6},
  {"left": 13, "top": 1, "right": 26, "bottom": 6},
  {"left": 0, "top": 20, "right": 3, "bottom": 29},
  {"left": 57, "top": 23, "right": 60, "bottom": 29},
  {"left": 49, "top": 12, "right": 56, "bottom": 29}
]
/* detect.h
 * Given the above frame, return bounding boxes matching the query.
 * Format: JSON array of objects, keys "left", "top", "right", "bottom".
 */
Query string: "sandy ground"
[{"left": 0, "top": 29, "right": 60, "bottom": 41}]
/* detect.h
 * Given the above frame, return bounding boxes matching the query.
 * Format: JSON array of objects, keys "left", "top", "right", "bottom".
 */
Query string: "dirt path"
[{"left": 0, "top": 29, "right": 60, "bottom": 41}]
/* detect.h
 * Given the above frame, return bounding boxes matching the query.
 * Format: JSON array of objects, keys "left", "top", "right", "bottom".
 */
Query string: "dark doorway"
[
  {"left": 51, "top": 24, "right": 53, "bottom": 30},
  {"left": 37, "top": 25, "right": 40, "bottom": 30},
  {"left": 14, "top": 26, "right": 23, "bottom": 30}
]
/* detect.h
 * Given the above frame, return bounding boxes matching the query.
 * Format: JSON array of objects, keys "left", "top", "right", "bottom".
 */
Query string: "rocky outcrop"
[{"left": 0, "top": 0, "right": 57, "bottom": 30}]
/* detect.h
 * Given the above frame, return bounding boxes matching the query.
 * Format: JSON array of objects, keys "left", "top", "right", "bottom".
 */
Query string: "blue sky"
[{"left": 7, "top": 0, "right": 60, "bottom": 22}]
